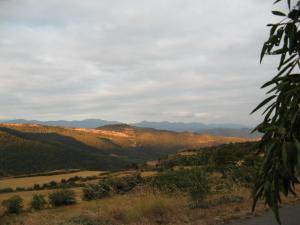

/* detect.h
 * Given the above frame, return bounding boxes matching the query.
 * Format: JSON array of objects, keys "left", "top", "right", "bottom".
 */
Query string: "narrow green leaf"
[
  {"left": 251, "top": 95, "right": 277, "bottom": 114},
  {"left": 272, "top": 11, "right": 287, "bottom": 17}
]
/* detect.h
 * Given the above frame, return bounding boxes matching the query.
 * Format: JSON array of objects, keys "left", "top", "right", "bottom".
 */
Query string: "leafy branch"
[{"left": 252, "top": 0, "right": 300, "bottom": 224}]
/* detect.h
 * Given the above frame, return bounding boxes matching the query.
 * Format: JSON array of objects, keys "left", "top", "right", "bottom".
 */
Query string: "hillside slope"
[
  {"left": 2, "top": 119, "right": 260, "bottom": 138},
  {"left": 0, "top": 123, "right": 251, "bottom": 176}
]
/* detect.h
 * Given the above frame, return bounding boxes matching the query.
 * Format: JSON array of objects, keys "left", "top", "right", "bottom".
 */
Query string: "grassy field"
[
  {"left": 2, "top": 185, "right": 300, "bottom": 225},
  {"left": 0, "top": 171, "right": 103, "bottom": 189}
]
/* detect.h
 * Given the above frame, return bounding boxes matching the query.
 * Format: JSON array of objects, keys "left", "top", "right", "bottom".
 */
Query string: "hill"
[
  {"left": 132, "top": 121, "right": 260, "bottom": 138},
  {"left": 0, "top": 123, "right": 251, "bottom": 176},
  {"left": 1, "top": 119, "right": 259, "bottom": 138}
]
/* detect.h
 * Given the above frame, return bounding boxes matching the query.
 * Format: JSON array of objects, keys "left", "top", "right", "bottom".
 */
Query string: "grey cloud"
[{"left": 0, "top": 0, "right": 281, "bottom": 125}]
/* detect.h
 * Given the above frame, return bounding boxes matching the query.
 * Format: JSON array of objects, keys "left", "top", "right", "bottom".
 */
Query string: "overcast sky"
[{"left": 0, "top": 0, "right": 284, "bottom": 126}]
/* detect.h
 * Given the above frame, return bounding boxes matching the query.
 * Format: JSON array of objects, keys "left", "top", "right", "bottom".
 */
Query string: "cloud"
[{"left": 0, "top": 0, "right": 281, "bottom": 125}]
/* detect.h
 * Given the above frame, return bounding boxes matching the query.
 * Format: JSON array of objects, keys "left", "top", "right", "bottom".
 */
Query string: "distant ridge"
[
  {"left": 2, "top": 119, "right": 120, "bottom": 128},
  {"left": 1, "top": 119, "right": 260, "bottom": 138},
  {"left": 131, "top": 121, "right": 260, "bottom": 138}
]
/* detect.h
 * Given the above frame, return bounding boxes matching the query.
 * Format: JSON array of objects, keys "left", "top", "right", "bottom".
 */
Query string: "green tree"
[{"left": 252, "top": 0, "right": 300, "bottom": 224}]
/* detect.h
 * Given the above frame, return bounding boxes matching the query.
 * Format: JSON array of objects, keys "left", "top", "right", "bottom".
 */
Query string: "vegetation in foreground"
[
  {"left": 1, "top": 142, "right": 288, "bottom": 225},
  {"left": 252, "top": 0, "right": 300, "bottom": 223}
]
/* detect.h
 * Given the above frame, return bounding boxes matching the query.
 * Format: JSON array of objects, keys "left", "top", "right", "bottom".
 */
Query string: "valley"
[
  {"left": 0, "top": 123, "right": 251, "bottom": 176},
  {"left": 0, "top": 123, "right": 275, "bottom": 225}
]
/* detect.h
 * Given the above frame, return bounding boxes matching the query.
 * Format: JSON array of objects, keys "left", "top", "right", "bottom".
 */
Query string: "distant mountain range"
[
  {"left": 1, "top": 119, "right": 120, "bottom": 128},
  {"left": 1, "top": 119, "right": 260, "bottom": 138}
]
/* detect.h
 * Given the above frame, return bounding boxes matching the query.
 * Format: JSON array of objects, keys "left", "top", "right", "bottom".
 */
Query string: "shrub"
[
  {"left": 16, "top": 187, "right": 26, "bottom": 191},
  {"left": 33, "top": 184, "right": 41, "bottom": 190},
  {"left": 82, "top": 180, "right": 112, "bottom": 201},
  {"left": 48, "top": 189, "right": 76, "bottom": 207},
  {"left": 2, "top": 195, "right": 23, "bottom": 214},
  {"left": 82, "top": 174, "right": 143, "bottom": 201},
  {"left": 82, "top": 184, "right": 102, "bottom": 201},
  {"left": 110, "top": 173, "right": 143, "bottom": 194},
  {"left": 49, "top": 181, "right": 58, "bottom": 188},
  {"left": 0, "top": 188, "right": 14, "bottom": 193},
  {"left": 31, "top": 194, "right": 47, "bottom": 210},
  {"left": 154, "top": 168, "right": 210, "bottom": 203}
]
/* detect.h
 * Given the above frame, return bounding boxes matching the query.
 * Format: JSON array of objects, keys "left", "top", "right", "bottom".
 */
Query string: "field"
[
  {"left": 0, "top": 171, "right": 104, "bottom": 189},
  {"left": 2, "top": 182, "right": 300, "bottom": 225}
]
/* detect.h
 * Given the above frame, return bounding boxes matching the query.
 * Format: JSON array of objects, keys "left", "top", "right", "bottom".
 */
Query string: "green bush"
[
  {"left": 82, "top": 184, "right": 103, "bottom": 201},
  {"left": 33, "top": 184, "right": 41, "bottom": 190},
  {"left": 154, "top": 168, "right": 210, "bottom": 203},
  {"left": 2, "top": 195, "right": 23, "bottom": 214},
  {"left": 110, "top": 173, "right": 143, "bottom": 194},
  {"left": 0, "top": 188, "right": 14, "bottom": 193},
  {"left": 48, "top": 189, "right": 76, "bottom": 207},
  {"left": 31, "top": 194, "right": 47, "bottom": 210},
  {"left": 82, "top": 174, "right": 143, "bottom": 201}
]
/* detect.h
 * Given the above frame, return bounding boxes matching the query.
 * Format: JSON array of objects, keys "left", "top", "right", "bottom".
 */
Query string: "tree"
[{"left": 252, "top": 0, "right": 300, "bottom": 224}]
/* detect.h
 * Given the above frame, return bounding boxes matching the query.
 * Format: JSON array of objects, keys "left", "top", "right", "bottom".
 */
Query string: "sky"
[{"left": 0, "top": 0, "right": 284, "bottom": 126}]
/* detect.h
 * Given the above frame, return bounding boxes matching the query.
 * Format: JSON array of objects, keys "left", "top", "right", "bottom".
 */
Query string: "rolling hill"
[
  {"left": 1, "top": 119, "right": 260, "bottom": 138},
  {"left": 0, "top": 123, "right": 252, "bottom": 176}
]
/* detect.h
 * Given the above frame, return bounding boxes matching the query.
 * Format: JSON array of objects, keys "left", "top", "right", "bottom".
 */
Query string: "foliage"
[
  {"left": 31, "top": 194, "right": 47, "bottom": 210},
  {"left": 82, "top": 173, "right": 143, "bottom": 201},
  {"left": 154, "top": 168, "right": 209, "bottom": 203},
  {"left": 0, "top": 187, "right": 14, "bottom": 193},
  {"left": 252, "top": 0, "right": 300, "bottom": 223},
  {"left": 2, "top": 195, "right": 24, "bottom": 214},
  {"left": 48, "top": 189, "right": 77, "bottom": 207},
  {"left": 82, "top": 180, "right": 113, "bottom": 201},
  {"left": 158, "top": 142, "right": 261, "bottom": 186}
]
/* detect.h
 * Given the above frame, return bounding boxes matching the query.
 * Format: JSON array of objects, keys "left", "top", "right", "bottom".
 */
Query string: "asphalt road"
[{"left": 229, "top": 202, "right": 300, "bottom": 225}]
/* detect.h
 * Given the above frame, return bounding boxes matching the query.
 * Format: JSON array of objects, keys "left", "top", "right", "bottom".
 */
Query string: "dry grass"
[
  {"left": 1, "top": 185, "right": 300, "bottom": 225},
  {"left": 0, "top": 171, "right": 103, "bottom": 189}
]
